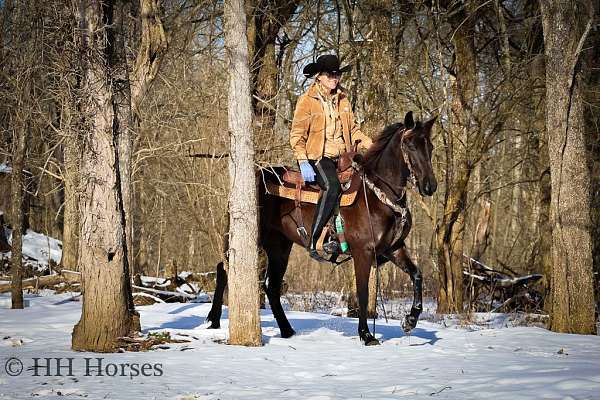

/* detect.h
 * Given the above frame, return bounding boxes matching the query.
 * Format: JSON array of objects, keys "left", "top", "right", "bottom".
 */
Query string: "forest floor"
[{"left": 1, "top": 291, "right": 599, "bottom": 400}]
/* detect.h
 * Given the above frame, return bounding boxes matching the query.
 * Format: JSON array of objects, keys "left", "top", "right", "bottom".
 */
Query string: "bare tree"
[
  {"left": 71, "top": 0, "right": 138, "bottom": 352},
  {"left": 434, "top": 0, "right": 478, "bottom": 313},
  {"left": 123, "top": 0, "right": 167, "bottom": 274},
  {"left": 224, "top": 0, "right": 262, "bottom": 346},
  {"left": 4, "top": 0, "right": 40, "bottom": 309},
  {"left": 224, "top": 0, "right": 261, "bottom": 346},
  {"left": 9, "top": 84, "right": 27, "bottom": 309},
  {"left": 61, "top": 129, "right": 80, "bottom": 271},
  {"left": 540, "top": 0, "right": 596, "bottom": 334}
]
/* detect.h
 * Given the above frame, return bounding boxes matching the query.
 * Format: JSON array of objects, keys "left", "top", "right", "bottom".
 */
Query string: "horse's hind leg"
[
  {"left": 263, "top": 233, "right": 295, "bottom": 338},
  {"left": 384, "top": 245, "right": 423, "bottom": 333},
  {"left": 206, "top": 261, "right": 227, "bottom": 329}
]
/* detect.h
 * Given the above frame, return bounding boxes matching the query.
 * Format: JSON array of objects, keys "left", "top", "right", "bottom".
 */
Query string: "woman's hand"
[{"left": 299, "top": 161, "right": 316, "bottom": 183}]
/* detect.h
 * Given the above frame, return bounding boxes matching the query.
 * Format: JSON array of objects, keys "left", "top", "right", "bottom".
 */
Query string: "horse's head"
[{"left": 400, "top": 112, "right": 437, "bottom": 197}]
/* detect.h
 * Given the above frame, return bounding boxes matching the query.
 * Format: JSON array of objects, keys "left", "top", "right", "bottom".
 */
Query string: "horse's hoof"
[
  {"left": 206, "top": 319, "right": 220, "bottom": 329},
  {"left": 361, "top": 333, "right": 380, "bottom": 346},
  {"left": 281, "top": 329, "right": 296, "bottom": 338},
  {"left": 403, "top": 315, "right": 417, "bottom": 333}
]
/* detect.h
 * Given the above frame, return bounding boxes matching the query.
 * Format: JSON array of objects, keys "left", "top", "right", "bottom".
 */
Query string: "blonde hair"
[{"left": 315, "top": 76, "right": 339, "bottom": 98}]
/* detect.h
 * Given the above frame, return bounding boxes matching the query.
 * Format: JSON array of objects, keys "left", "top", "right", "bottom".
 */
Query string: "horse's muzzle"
[{"left": 420, "top": 177, "right": 437, "bottom": 197}]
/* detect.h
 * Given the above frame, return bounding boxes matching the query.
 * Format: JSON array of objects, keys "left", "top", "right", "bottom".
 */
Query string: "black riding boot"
[{"left": 308, "top": 157, "right": 341, "bottom": 260}]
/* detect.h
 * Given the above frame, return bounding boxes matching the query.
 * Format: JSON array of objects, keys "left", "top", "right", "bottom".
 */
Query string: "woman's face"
[{"left": 317, "top": 71, "right": 340, "bottom": 91}]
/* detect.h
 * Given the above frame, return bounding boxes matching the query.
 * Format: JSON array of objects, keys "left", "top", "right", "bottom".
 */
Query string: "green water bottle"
[{"left": 335, "top": 214, "right": 348, "bottom": 253}]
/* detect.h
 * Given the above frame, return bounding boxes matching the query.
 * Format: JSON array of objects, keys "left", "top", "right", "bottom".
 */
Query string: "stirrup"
[
  {"left": 322, "top": 240, "right": 340, "bottom": 254},
  {"left": 308, "top": 247, "right": 327, "bottom": 262}
]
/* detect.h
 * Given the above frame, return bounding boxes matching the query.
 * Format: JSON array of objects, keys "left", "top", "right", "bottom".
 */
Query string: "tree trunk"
[
  {"left": 245, "top": 0, "right": 297, "bottom": 117},
  {"left": 540, "top": 0, "right": 596, "bottom": 334},
  {"left": 471, "top": 199, "right": 491, "bottom": 261},
  {"left": 224, "top": 0, "right": 262, "bottom": 346},
  {"left": 61, "top": 130, "right": 79, "bottom": 271},
  {"left": 364, "top": 0, "right": 394, "bottom": 127},
  {"left": 60, "top": 10, "right": 84, "bottom": 272},
  {"left": 435, "top": 1, "right": 477, "bottom": 314},
  {"left": 6, "top": 0, "right": 36, "bottom": 310},
  {"left": 127, "top": 0, "right": 167, "bottom": 275},
  {"left": 582, "top": 11, "right": 600, "bottom": 306},
  {"left": 368, "top": 267, "right": 377, "bottom": 318},
  {"left": 538, "top": 143, "right": 553, "bottom": 311},
  {"left": 10, "top": 87, "right": 27, "bottom": 310},
  {"left": 71, "top": 0, "right": 138, "bottom": 352}
]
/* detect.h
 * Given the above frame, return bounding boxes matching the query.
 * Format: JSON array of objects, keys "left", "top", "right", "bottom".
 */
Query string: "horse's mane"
[{"left": 362, "top": 122, "right": 404, "bottom": 171}]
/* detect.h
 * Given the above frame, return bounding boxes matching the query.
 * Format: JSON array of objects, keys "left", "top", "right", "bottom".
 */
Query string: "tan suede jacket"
[{"left": 290, "top": 83, "right": 373, "bottom": 161}]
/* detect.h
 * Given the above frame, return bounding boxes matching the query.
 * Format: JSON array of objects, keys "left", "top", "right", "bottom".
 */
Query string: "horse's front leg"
[
  {"left": 354, "top": 251, "right": 380, "bottom": 345},
  {"left": 384, "top": 245, "right": 423, "bottom": 333}
]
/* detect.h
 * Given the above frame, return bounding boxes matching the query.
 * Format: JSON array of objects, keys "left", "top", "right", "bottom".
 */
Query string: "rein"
[{"left": 353, "top": 127, "right": 415, "bottom": 336}]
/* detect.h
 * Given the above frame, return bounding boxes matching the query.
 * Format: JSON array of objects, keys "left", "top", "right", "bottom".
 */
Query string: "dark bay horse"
[{"left": 207, "top": 111, "right": 437, "bottom": 345}]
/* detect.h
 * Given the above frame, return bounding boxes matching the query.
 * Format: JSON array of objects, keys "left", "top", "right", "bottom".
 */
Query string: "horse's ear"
[
  {"left": 424, "top": 115, "right": 438, "bottom": 135},
  {"left": 404, "top": 111, "right": 415, "bottom": 130}
]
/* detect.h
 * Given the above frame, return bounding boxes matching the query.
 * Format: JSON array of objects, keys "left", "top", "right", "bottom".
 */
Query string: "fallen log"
[
  {"left": 131, "top": 284, "right": 196, "bottom": 300},
  {"left": 0, "top": 269, "right": 80, "bottom": 293},
  {"left": 1, "top": 269, "right": 205, "bottom": 304},
  {"left": 463, "top": 255, "right": 544, "bottom": 312}
]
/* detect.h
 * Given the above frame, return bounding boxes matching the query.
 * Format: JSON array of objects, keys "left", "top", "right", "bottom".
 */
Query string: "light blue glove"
[{"left": 299, "top": 161, "right": 316, "bottom": 183}]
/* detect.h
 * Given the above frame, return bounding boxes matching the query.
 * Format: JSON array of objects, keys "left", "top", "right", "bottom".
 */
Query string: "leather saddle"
[
  {"left": 282, "top": 151, "right": 357, "bottom": 191},
  {"left": 263, "top": 151, "right": 362, "bottom": 208}
]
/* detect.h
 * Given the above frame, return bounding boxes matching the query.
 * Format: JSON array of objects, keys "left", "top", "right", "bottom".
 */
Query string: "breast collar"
[{"left": 354, "top": 128, "right": 415, "bottom": 214}]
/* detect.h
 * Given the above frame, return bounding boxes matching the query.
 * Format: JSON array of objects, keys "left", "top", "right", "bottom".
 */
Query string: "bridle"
[
  {"left": 354, "top": 127, "right": 417, "bottom": 214},
  {"left": 400, "top": 130, "right": 418, "bottom": 187}
]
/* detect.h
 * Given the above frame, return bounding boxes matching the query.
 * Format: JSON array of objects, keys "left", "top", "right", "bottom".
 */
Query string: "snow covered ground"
[
  {"left": 1, "top": 228, "right": 62, "bottom": 274},
  {"left": 1, "top": 292, "right": 599, "bottom": 399}
]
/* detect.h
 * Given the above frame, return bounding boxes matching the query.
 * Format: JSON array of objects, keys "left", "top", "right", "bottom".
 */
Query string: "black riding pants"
[{"left": 308, "top": 157, "right": 342, "bottom": 247}]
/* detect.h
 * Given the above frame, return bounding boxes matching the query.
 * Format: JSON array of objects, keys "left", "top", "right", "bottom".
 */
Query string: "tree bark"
[
  {"left": 59, "top": 1, "right": 84, "bottom": 272},
  {"left": 245, "top": 0, "right": 297, "bottom": 117},
  {"left": 368, "top": 267, "right": 377, "bottom": 318},
  {"left": 6, "top": 0, "right": 36, "bottom": 310},
  {"left": 10, "top": 86, "right": 27, "bottom": 310},
  {"left": 61, "top": 130, "right": 80, "bottom": 271},
  {"left": 582, "top": 8, "right": 600, "bottom": 305},
  {"left": 224, "top": 0, "right": 262, "bottom": 346},
  {"left": 435, "top": 1, "right": 477, "bottom": 314},
  {"left": 364, "top": 0, "right": 394, "bottom": 127},
  {"left": 71, "top": 0, "right": 138, "bottom": 352},
  {"left": 127, "top": 0, "right": 167, "bottom": 275},
  {"left": 471, "top": 199, "right": 491, "bottom": 262},
  {"left": 540, "top": 0, "right": 596, "bottom": 334}
]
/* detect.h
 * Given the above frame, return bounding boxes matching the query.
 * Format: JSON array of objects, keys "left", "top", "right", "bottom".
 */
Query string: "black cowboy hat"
[{"left": 303, "top": 54, "right": 352, "bottom": 78}]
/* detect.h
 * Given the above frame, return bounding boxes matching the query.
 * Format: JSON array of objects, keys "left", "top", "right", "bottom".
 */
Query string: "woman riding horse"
[
  {"left": 207, "top": 54, "right": 438, "bottom": 345},
  {"left": 290, "top": 54, "right": 372, "bottom": 261}
]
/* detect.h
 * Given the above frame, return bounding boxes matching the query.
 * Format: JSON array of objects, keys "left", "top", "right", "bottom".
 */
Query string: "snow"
[
  {"left": 3, "top": 228, "right": 62, "bottom": 270},
  {"left": 0, "top": 163, "right": 12, "bottom": 174},
  {"left": 0, "top": 298, "right": 30, "bottom": 308},
  {"left": 1, "top": 292, "right": 599, "bottom": 399}
]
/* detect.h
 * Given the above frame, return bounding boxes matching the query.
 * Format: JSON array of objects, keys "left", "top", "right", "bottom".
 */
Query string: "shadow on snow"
[{"left": 144, "top": 303, "right": 440, "bottom": 345}]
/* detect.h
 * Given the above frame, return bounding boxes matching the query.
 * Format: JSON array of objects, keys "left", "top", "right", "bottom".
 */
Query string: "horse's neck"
[{"left": 373, "top": 142, "right": 410, "bottom": 188}]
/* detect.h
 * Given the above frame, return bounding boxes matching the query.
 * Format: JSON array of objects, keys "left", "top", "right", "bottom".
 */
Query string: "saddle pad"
[
  {"left": 265, "top": 181, "right": 359, "bottom": 207},
  {"left": 283, "top": 169, "right": 354, "bottom": 185}
]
